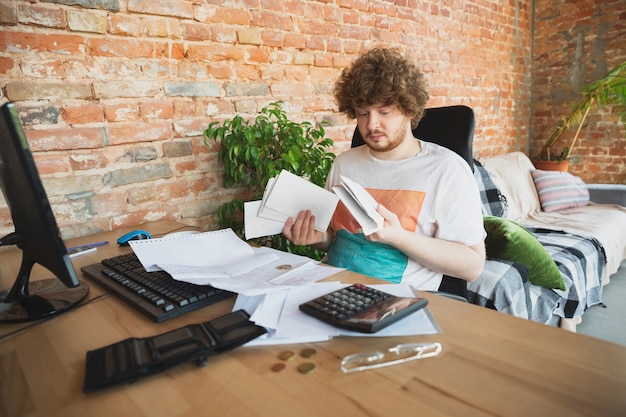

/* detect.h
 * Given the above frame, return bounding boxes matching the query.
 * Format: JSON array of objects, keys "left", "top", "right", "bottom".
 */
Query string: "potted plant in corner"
[
  {"left": 533, "top": 60, "right": 626, "bottom": 171},
  {"left": 203, "top": 101, "right": 336, "bottom": 260}
]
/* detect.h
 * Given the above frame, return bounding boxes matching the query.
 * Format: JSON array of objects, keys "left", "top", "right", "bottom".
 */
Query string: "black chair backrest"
[{"left": 351, "top": 105, "right": 475, "bottom": 171}]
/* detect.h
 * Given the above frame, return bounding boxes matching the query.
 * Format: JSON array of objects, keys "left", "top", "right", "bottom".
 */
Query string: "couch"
[{"left": 466, "top": 151, "right": 626, "bottom": 331}]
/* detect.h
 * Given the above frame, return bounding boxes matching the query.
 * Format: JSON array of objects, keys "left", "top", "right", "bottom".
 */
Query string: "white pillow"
[{"left": 531, "top": 169, "right": 589, "bottom": 212}]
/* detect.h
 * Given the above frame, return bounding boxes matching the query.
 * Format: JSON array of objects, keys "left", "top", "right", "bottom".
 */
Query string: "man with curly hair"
[{"left": 283, "top": 48, "right": 485, "bottom": 292}]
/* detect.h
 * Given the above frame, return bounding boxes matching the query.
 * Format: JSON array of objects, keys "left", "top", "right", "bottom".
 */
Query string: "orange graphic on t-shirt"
[{"left": 332, "top": 188, "right": 426, "bottom": 233}]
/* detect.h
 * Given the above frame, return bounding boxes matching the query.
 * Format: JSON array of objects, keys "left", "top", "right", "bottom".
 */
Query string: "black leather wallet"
[{"left": 83, "top": 310, "right": 266, "bottom": 393}]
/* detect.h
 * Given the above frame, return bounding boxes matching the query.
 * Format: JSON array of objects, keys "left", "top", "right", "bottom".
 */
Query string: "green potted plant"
[
  {"left": 203, "top": 101, "right": 336, "bottom": 260},
  {"left": 533, "top": 60, "right": 626, "bottom": 171}
]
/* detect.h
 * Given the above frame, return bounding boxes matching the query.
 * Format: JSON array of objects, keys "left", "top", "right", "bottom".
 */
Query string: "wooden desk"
[{"left": 1, "top": 221, "right": 625, "bottom": 417}]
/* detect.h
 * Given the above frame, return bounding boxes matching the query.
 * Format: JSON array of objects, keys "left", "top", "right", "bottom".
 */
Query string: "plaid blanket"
[
  {"left": 467, "top": 259, "right": 560, "bottom": 323},
  {"left": 473, "top": 159, "right": 508, "bottom": 217},
  {"left": 528, "top": 227, "right": 606, "bottom": 319},
  {"left": 468, "top": 228, "right": 606, "bottom": 323}
]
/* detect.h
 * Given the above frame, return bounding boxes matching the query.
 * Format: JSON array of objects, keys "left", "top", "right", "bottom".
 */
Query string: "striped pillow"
[{"left": 531, "top": 169, "right": 589, "bottom": 212}]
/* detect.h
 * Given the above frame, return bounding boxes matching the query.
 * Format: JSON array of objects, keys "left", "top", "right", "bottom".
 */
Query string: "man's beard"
[{"left": 365, "top": 122, "right": 408, "bottom": 153}]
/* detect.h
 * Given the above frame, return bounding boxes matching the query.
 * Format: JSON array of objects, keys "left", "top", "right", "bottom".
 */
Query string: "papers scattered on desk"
[
  {"left": 128, "top": 229, "right": 343, "bottom": 296},
  {"left": 244, "top": 170, "right": 339, "bottom": 240},
  {"left": 332, "top": 175, "right": 383, "bottom": 236},
  {"left": 236, "top": 283, "right": 441, "bottom": 346}
]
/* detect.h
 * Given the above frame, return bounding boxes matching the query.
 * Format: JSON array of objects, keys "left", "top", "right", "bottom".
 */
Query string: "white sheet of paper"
[
  {"left": 158, "top": 252, "right": 280, "bottom": 279},
  {"left": 128, "top": 229, "right": 256, "bottom": 272},
  {"left": 164, "top": 246, "right": 343, "bottom": 296},
  {"left": 333, "top": 175, "right": 384, "bottom": 236},
  {"left": 260, "top": 170, "right": 339, "bottom": 232},
  {"left": 244, "top": 200, "right": 285, "bottom": 240}
]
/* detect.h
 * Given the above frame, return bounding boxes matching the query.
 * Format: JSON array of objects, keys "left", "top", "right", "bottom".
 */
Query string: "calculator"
[{"left": 298, "top": 284, "right": 428, "bottom": 333}]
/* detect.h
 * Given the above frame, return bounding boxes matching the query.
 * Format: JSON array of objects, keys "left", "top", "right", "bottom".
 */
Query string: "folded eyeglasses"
[{"left": 340, "top": 342, "right": 442, "bottom": 374}]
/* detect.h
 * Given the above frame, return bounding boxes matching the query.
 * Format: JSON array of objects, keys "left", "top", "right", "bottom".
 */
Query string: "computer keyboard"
[{"left": 81, "top": 252, "right": 234, "bottom": 322}]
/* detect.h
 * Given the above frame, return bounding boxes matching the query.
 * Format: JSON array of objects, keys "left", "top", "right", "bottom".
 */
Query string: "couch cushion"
[
  {"left": 479, "top": 152, "right": 541, "bottom": 221},
  {"left": 473, "top": 159, "right": 508, "bottom": 217},
  {"left": 531, "top": 169, "right": 590, "bottom": 212},
  {"left": 483, "top": 215, "right": 566, "bottom": 290}
]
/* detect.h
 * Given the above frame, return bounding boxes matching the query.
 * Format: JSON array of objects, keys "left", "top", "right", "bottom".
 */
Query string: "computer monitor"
[{"left": 0, "top": 102, "right": 89, "bottom": 322}]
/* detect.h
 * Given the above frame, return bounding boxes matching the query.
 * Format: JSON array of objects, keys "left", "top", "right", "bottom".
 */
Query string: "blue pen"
[{"left": 66, "top": 241, "right": 109, "bottom": 251}]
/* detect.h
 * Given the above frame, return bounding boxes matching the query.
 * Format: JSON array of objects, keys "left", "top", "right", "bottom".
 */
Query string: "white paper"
[
  {"left": 128, "top": 229, "right": 257, "bottom": 272},
  {"left": 240, "top": 283, "right": 441, "bottom": 346},
  {"left": 244, "top": 200, "right": 284, "bottom": 240},
  {"left": 333, "top": 175, "right": 384, "bottom": 236},
  {"left": 165, "top": 246, "right": 344, "bottom": 296},
  {"left": 246, "top": 170, "right": 340, "bottom": 239}
]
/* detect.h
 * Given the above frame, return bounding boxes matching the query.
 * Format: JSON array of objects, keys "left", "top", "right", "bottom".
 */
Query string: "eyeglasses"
[{"left": 340, "top": 342, "right": 442, "bottom": 374}]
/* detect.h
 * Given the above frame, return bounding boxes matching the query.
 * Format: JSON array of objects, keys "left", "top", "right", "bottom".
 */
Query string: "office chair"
[
  {"left": 350, "top": 105, "right": 476, "bottom": 301},
  {"left": 351, "top": 105, "right": 475, "bottom": 171}
]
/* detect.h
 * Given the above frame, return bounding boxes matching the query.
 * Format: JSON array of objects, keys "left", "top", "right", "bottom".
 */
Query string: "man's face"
[{"left": 355, "top": 104, "right": 413, "bottom": 154}]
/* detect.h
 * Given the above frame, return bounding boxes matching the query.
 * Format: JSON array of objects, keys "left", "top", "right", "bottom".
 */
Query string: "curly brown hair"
[{"left": 333, "top": 48, "right": 429, "bottom": 129}]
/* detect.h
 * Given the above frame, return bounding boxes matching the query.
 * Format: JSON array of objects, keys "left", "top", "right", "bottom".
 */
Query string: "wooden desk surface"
[{"left": 1, "top": 221, "right": 625, "bottom": 417}]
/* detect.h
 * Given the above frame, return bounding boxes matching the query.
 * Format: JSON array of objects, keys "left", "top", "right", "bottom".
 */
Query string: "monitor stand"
[{"left": 0, "top": 257, "right": 89, "bottom": 323}]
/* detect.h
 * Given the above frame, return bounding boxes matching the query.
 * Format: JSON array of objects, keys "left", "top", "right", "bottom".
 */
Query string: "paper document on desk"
[
  {"left": 244, "top": 170, "right": 340, "bottom": 240},
  {"left": 129, "top": 231, "right": 343, "bottom": 296},
  {"left": 236, "top": 283, "right": 441, "bottom": 346},
  {"left": 167, "top": 248, "right": 344, "bottom": 296},
  {"left": 128, "top": 228, "right": 270, "bottom": 276},
  {"left": 332, "top": 175, "right": 384, "bottom": 236}
]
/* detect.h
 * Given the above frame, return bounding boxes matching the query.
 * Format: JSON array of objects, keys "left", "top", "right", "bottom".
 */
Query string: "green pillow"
[{"left": 483, "top": 215, "right": 565, "bottom": 290}]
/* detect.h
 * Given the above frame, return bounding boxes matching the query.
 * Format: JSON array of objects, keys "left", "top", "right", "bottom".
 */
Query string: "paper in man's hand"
[
  {"left": 332, "top": 175, "right": 384, "bottom": 236},
  {"left": 244, "top": 170, "right": 339, "bottom": 240}
]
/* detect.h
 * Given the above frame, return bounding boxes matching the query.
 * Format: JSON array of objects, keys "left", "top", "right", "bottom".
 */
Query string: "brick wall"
[
  {"left": 531, "top": 0, "right": 626, "bottom": 184},
  {"left": 1, "top": 0, "right": 532, "bottom": 238}
]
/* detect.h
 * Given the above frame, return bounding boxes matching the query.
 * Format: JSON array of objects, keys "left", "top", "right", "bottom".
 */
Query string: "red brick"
[
  {"left": 284, "top": 33, "right": 306, "bottom": 48},
  {"left": 201, "top": 8, "right": 250, "bottom": 25},
  {"left": 107, "top": 14, "right": 143, "bottom": 37},
  {"left": 46, "top": 34, "right": 87, "bottom": 55},
  {"left": 104, "top": 104, "right": 140, "bottom": 122},
  {"left": 26, "top": 127, "right": 104, "bottom": 151},
  {"left": 145, "top": 17, "right": 182, "bottom": 38},
  {"left": 127, "top": 0, "right": 194, "bottom": 19},
  {"left": 0, "top": 32, "right": 44, "bottom": 53},
  {"left": 244, "top": 46, "right": 270, "bottom": 64},
  {"left": 69, "top": 150, "right": 110, "bottom": 171},
  {"left": 33, "top": 153, "right": 70, "bottom": 175},
  {"left": 18, "top": 3, "right": 66, "bottom": 29},
  {"left": 107, "top": 122, "right": 173, "bottom": 145},
  {"left": 90, "top": 38, "right": 166, "bottom": 58},
  {"left": 157, "top": 181, "right": 190, "bottom": 200},
  {"left": 186, "top": 44, "right": 244, "bottom": 61},
  {"left": 61, "top": 105, "right": 104, "bottom": 124},
  {"left": 0, "top": 56, "right": 15, "bottom": 74},
  {"left": 140, "top": 102, "right": 175, "bottom": 120},
  {"left": 183, "top": 22, "right": 212, "bottom": 41},
  {"left": 251, "top": 11, "right": 294, "bottom": 30}
]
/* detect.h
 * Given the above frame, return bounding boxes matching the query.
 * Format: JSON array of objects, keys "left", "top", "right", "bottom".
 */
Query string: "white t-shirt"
[{"left": 325, "top": 140, "right": 485, "bottom": 290}]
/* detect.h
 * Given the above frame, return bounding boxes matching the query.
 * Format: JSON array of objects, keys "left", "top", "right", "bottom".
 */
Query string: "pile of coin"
[{"left": 271, "top": 348, "right": 318, "bottom": 374}]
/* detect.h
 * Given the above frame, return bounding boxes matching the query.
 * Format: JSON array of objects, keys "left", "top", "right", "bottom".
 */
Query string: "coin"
[
  {"left": 270, "top": 363, "right": 286, "bottom": 372},
  {"left": 278, "top": 350, "right": 295, "bottom": 361},
  {"left": 300, "top": 348, "right": 317, "bottom": 358},
  {"left": 297, "top": 362, "right": 316, "bottom": 374},
  {"left": 276, "top": 264, "right": 292, "bottom": 270}
]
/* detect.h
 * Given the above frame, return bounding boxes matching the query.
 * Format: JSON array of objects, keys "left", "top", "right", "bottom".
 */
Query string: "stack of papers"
[
  {"left": 332, "top": 175, "right": 384, "bottom": 236},
  {"left": 128, "top": 229, "right": 343, "bottom": 296},
  {"left": 235, "top": 282, "right": 441, "bottom": 346},
  {"left": 244, "top": 170, "right": 339, "bottom": 240}
]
